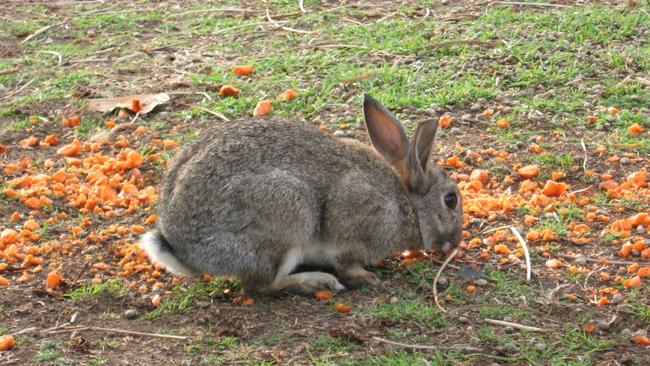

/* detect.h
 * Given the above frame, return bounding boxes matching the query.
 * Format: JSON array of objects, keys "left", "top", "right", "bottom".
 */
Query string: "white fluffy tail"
[{"left": 140, "top": 231, "right": 195, "bottom": 276}]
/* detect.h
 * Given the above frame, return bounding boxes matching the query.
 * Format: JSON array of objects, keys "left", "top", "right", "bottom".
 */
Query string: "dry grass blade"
[
  {"left": 433, "top": 248, "right": 458, "bottom": 314},
  {"left": 510, "top": 226, "right": 531, "bottom": 282},
  {"left": 483, "top": 318, "right": 547, "bottom": 332}
]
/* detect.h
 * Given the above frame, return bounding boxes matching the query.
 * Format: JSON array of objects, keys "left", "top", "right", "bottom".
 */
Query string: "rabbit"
[{"left": 141, "top": 95, "right": 463, "bottom": 294}]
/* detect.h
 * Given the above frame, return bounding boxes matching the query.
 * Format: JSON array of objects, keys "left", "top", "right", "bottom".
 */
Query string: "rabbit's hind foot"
[{"left": 271, "top": 272, "right": 345, "bottom": 295}]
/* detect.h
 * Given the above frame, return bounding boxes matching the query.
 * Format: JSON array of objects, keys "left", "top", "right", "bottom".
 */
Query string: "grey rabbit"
[{"left": 141, "top": 95, "right": 463, "bottom": 294}]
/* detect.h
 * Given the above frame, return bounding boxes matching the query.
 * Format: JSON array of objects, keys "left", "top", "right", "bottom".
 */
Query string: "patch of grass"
[
  {"left": 9, "top": 117, "right": 32, "bottom": 131},
  {"left": 487, "top": 269, "right": 532, "bottom": 298},
  {"left": 89, "top": 357, "right": 107, "bottom": 366},
  {"left": 145, "top": 278, "right": 236, "bottom": 320},
  {"left": 64, "top": 278, "right": 129, "bottom": 301},
  {"left": 0, "top": 327, "right": 7, "bottom": 334},
  {"left": 367, "top": 298, "right": 448, "bottom": 328},
  {"left": 35, "top": 340, "right": 64, "bottom": 363},
  {"left": 479, "top": 305, "right": 533, "bottom": 320},
  {"left": 313, "top": 334, "right": 358, "bottom": 354}
]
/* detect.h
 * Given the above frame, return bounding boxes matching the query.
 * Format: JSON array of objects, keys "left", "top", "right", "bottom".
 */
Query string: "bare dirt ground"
[{"left": 1, "top": 1, "right": 649, "bottom": 365}]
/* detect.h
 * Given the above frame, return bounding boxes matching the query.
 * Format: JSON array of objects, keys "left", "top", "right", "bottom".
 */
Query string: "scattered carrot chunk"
[
  {"left": 517, "top": 165, "right": 540, "bottom": 179},
  {"left": 220, "top": 85, "right": 240, "bottom": 97},
  {"left": 46, "top": 271, "right": 63, "bottom": 288},
  {"left": 496, "top": 119, "right": 509, "bottom": 128},
  {"left": 253, "top": 100, "right": 272, "bottom": 116},
  {"left": 314, "top": 290, "right": 332, "bottom": 301},
  {"left": 0, "top": 334, "right": 16, "bottom": 351},
  {"left": 438, "top": 115, "right": 452, "bottom": 128},
  {"left": 334, "top": 303, "right": 352, "bottom": 313},
  {"left": 279, "top": 88, "right": 297, "bottom": 101},
  {"left": 232, "top": 64, "right": 254, "bottom": 76}
]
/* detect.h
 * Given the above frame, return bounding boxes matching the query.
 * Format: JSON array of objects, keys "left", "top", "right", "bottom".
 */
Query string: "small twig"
[
  {"left": 305, "top": 44, "right": 370, "bottom": 50},
  {"left": 10, "top": 327, "right": 38, "bottom": 337},
  {"left": 0, "top": 68, "right": 19, "bottom": 76},
  {"left": 169, "top": 7, "right": 255, "bottom": 18},
  {"left": 568, "top": 185, "right": 592, "bottom": 195},
  {"left": 510, "top": 226, "right": 531, "bottom": 282},
  {"left": 375, "top": 11, "right": 398, "bottom": 23},
  {"left": 1, "top": 78, "right": 35, "bottom": 100},
  {"left": 480, "top": 225, "right": 510, "bottom": 234},
  {"left": 580, "top": 138, "right": 588, "bottom": 171},
  {"left": 214, "top": 21, "right": 274, "bottom": 35},
  {"left": 113, "top": 52, "right": 145, "bottom": 65},
  {"left": 491, "top": 1, "right": 570, "bottom": 8},
  {"left": 429, "top": 39, "right": 496, "bottom": 49},
  {"left": 130, "top": 111, "right": 140, "bottom": 124},
  {"left": 81, "top": 7, "right": 157, "bottom": 16},
  {"left": 178, "top": 102, "right": 230, "bottom": 122},
  {"left": 372, "top": 336, "right": 483, "bottom": 352},
  {"left": 51, "top": 325, "right": 188, "bottom": 340},
  {"left": 9, "top": 0, "right": 102, "bottom": 5},
  {"left": 555, "top": 253, "right": 635, "bottom": 266},
  {"left": 298, "top": 0, "right": 306, "bottom": 13},
  {"left": 21, "top": 23, "right": 60, "bottom": 44},
  {"left": 433, "top": 248, "right": 458, "bottom": 314},
  {"left": 37, "top": 50, "right": 63, "bottom": 66},
  {"left": 43, "top": 322, "right": 72, "bottom": 333},
  {"left": 280, "top": 26, "right": 312, "bottom": 34},
  {"left": 167, "top": 91, "right": 212, "bottom": 101},
  {"left": 546, "top": 283, "right": 571, "bottom": 303},
  {"left": 483, "top": 318, "right": 547, "bottom": 332},
  {"left": 342, "top": 71, "right": 377, "bottom": 85}
]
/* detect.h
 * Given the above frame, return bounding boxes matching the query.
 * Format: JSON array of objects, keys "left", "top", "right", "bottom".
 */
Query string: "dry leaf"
[{"left": 87, "top": 93, "right": 170, "bottom": 114}]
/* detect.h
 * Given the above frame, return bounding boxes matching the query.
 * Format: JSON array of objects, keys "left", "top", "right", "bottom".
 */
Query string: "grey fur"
[{"left": 142, "top": 95, "right": 463, "bottom": 294}]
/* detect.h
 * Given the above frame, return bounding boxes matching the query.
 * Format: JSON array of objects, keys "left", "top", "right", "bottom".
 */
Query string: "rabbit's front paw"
[{"left": 340, "top": 265, "right": 380, "bottom": 289}]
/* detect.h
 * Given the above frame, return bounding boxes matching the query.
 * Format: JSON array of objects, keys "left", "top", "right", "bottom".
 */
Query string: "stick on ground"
[
  {"left": 433, "top": 248, "right": 458, "bottom": 314},
  {"left": 483, "top": 318, "right": 547, "bottom": 332}
]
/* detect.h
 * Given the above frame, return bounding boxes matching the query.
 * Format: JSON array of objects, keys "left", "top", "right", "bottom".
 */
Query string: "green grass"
[
  {"left": 145, "top": 278, "right": 236, "bottom": 320},
  {"left": 367, "top": 298, "right": 448, "bottom": 329},
  {"left": 64, "top": 278, "right": 129, "bottom": 301}
]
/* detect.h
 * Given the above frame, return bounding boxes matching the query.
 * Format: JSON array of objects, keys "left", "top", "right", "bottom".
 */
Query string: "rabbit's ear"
[
  {"left": 363, "top": 95, "right": 409, "bottom": 169},
  {"left": 406, "top": 120, "right": 438, "bottom": 192},
  {"left": 411, "top": 120, "right": 438, "bottom": 172}
]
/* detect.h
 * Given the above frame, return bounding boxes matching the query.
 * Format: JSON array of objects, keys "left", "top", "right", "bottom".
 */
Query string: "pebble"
[
  {"left": 516, "top": 141, "right": 527, "bottom": 150},
  {"left": 636, "top": 226, "right": 646, "bottom": 234},
  {"left": 502, "top": 106, "right": 512, "bottom": 114},
  {"left": 124, "top": 309, "right": 139, "bottom": 319},
  {"left": 437, "top": 277, "right": 448, "bottom": 287},
  {"left": 597, "top": 320, "right": 610, "bottom": 330},
  {"left": 534, "top": 342, "right": 546, "bottom": 351},
  {"left": 502, "top": 343, "right": 517, "bottom": 353},
  {"left": 621, "top": 328, "right": 632, "bottom": 337},
  {"left": 503, "top": 326, "right": 516, "bottom": 334},
  {"left": 461, "top": 113, "right": 473, "bottom": 122},
  {"left": 333, "top": 130, "right": 346, "bottom": 137},
  {"left": 458, "top": 316, "right": 470, "bottom": 324},
  {"left": 389, "top": 296, "right": 399, "bottom": 304},
  {"left": 475, "top": 278, "right": 488, "bottom": 287},
  {"left": 620, "top": 157, "right": 632, "bottom": 165},
  {"left": 611, "top": 294, "right": 624, "bottom": 304},
  {"left": 574, "top": 254, "right": 587, "bottom": 266},
  {"left": 344, "top": 130, "right": 355, "bottom": 137},
  {"left": 470, "top": 103, "right": 482, "bottom": 112},
  {"left": 463, "top": 155, "right": 474, "bottom": 164},
  {"left": 450, "top": 127, "right": 463, "bottom": 136},
  {"left": 503, "top": 316, "right": 514, "bottom": 322}
]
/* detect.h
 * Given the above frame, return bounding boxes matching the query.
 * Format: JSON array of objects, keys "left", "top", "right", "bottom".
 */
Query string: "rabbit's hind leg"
[{"left": 270, "top": 272, "right": 345, "bottom": 295}]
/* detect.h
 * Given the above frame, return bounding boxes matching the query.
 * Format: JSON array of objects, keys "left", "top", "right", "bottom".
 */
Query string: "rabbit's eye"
[{"left": 444, "top": 193, "right": 457, "bottom": 210}]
